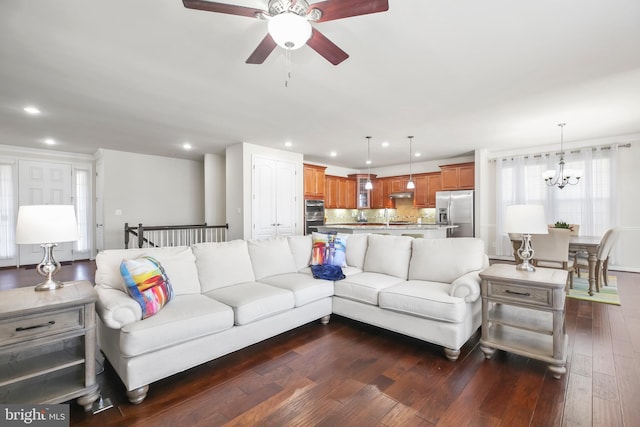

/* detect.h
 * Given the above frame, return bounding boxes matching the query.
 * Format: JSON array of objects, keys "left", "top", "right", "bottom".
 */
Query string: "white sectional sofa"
[{"left": 93, "top": 234, "right": 488, "bottom": 404}]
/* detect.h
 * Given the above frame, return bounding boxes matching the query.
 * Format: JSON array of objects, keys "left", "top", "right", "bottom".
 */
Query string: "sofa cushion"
[
  {"left": 259, "top": 272, "right": 334, "bottom": 307},
  {"left": 96, "top": 246, "right": 201, "bottom": 295},
  {"left": 311, "top": 232, "right": 347, "bottom": 267},
  {"left": 247, "top": 238, "right": 298, "bottom": 280},
  {"left": 409, "top": 238, "right": 486, "bottom": 283},
  {"left": 205, "top": 282, "right": 295, "bottom": 325},
  {"left": 342, "top": 233, "right": 368, "bottom": 269},
  {"left": 379, "top": 281, "right": 467, "bottom": 323},
  {"left": 334, "top": 272, "right": 406, "bottom": 306},
  {"left": 119, "top": 294, "right": 234, "bottom": 357},
  {"left": 288, "top": 235, "right": 312, "bottom": 271},
  {"left": 192, "top": 240, "right": 256, "bottom": 292},
  {"left": 120, "top": 256, "right": 174, "bottom": 319},
  {"left": 363, "top": 234, "right": 413, "bottom": 279}
]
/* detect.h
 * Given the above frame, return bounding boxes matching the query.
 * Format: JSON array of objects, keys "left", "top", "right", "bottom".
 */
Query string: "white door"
[
  {"left": 252, "top": 157, "right": 277, "bottom": 240},
  {"left": 251, "top": 156, "right": 298, "bottom": 240},
  {"left": 18, "top": 160, "right": 73, "bottom": 265},
  {"left": 274, "top": 160, "right": 297, "bottom": 237}
]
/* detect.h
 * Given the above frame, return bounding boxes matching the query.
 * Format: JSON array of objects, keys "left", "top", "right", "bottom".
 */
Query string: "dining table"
[{"left": 511, "top": 235, "right": 602, "bottom": 296}]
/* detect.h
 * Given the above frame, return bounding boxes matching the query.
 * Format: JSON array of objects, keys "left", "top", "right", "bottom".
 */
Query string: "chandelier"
[{"left": 543, "top": 123, "right": 581, "bottom": 189}]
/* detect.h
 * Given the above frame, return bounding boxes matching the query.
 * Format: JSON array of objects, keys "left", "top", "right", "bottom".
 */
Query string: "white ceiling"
[{"left": 1, "top": 0, "right": 640, "bottom": 169}]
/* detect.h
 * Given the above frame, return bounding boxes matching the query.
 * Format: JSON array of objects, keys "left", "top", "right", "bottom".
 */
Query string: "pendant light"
[
  {"left": 406, "top": 136, "right": 415, "bottom": 189},
  {"left": 365, "top": 136, "right": 373, "bottom": 190}
]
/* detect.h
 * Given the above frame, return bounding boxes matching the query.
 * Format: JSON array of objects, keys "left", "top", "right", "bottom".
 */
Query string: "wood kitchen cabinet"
[
  {"left": 325, "top": 175, "right": 356, "bottom": 209},
  {"left": 303, "top": 164, "right": 326, "bottom": 199},
  {"left": 413, "top": 175, "right": 429, "bottom": 207},
  {"left": 426, "top": 172, "right": 442, "bottom": 207},
  {"left": 440, "top": 162, "right": 475, "bottom": 190}
]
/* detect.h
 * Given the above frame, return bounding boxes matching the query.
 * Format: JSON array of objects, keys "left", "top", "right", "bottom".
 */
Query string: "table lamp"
[
  {"left": 15, "top": 205, "right": 79, "bottom": 291},
  {"left": 504, "top": 204, "right": 548, "bottom": 272}
]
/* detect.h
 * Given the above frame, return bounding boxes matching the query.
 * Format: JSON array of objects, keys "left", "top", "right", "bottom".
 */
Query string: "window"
[
  {"left": 495, "top": 146, "right": 619, "bottom": 257},
  {"left": 0, "top": 163, "right": 15, "bottom": 260},
  {"left": 75, "top": 168, "right": 90, "bottom": 254}
]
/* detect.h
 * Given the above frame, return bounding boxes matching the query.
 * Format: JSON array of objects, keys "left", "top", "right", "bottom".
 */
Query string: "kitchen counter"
[{"left": 317, "top": 224, "right": 457, "bottom": 238}]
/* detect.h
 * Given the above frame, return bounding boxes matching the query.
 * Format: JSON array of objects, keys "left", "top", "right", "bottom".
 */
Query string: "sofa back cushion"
[
  {"left": 363, "top": 234, "right": 413, "bottom": 279},
  {"left": 409, "top": 238, "right": 486, "bottom": 283},
  {"left": 342, "top": 233, "right": 368, "bottom": 269},
  {"left": 248, "top": 237, "right": 298, "bottom": 280},
  {"left": 192, "top": 240, "right": 256, "bottom": 292},
  {"left": 95, "top": 246, "right": 201, "bottom": 295},
  {"left": 288, "top": 234, "right": 312, "bottom": 271}
]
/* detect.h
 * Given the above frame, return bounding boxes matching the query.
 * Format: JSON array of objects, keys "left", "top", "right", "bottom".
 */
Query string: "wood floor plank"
[{"left": 562, "top": 373, "right": 593, "bottom": 427}]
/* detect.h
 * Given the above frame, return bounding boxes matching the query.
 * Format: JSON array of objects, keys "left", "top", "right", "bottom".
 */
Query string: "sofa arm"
[
  {"left": 450, "top": 270, "right": 481, "bottom": 303},
  {"left": 94, "top": 284, "right": 141, "bottom": 329}
]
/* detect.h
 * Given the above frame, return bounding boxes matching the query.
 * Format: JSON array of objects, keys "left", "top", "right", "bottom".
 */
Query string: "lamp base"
[
  {"left": 515, "top": 261, "right": 536, "bottom": 272},
  {"left": 35, "top": 279, "right": 64, "bottom": 292}
]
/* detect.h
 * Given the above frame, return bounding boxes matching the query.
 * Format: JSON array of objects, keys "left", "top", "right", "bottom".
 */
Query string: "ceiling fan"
[{"left": 182, "top": 0, "right": 389, "bottom": 65}]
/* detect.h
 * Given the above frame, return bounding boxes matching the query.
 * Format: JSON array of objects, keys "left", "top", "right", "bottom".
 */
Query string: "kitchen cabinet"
[
  {"left": 426, "top": 173, "right": 442, "bottom": 208},
  {"left": 440, "top": 162, "right": 475, "bottom": 190},
  {"left": 348, "top": 174, "right": 373, "bottom": 209},
  {"left": 413, "top": 175, "right": 429, "bottom": 207},
  {"left": 303, "top": 164, "right": 326, "bottom": 199},
  {"left": 370, "top": 178, "right": 387, "bottom": 208},
  {"left": 389, "top": 176, "right": 410, "bottom": 193},
  {"left": 325, "top": 176, "right": 356, "bottom": 209},
  {"left": 252, "top": 156, "right": 297, "bottom": 239}
]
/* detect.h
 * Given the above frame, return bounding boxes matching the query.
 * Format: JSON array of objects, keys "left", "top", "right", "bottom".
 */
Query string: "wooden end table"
[
  {"left": 479, "top": 264, "right": 568, "bottom": 379},
  {"left": 0, "top": 280, "right": 100, "bottom": 410}
]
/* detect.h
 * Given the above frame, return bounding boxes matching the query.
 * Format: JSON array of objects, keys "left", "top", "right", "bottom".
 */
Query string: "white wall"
[
  {"left": 477, "top": 134, "right": 640, "bottom": 271},
  {"left": 97, "top": 149, "right": 204, "bottom": 250},
  {"left": 204, "top": 153, "right": 225, "bottom": 225}
]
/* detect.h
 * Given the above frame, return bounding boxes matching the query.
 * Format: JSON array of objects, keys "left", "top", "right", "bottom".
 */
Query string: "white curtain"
[
  {"left": 0, "top": 163, "right": 16, "bottom": 260},
  {"left": 496, "top": 145, "right": 619, "bottom": 258}
]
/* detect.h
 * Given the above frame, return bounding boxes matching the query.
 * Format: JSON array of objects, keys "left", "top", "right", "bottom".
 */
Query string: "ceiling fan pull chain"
[{"left": 285, "top": 49, "right": 292, "bottom": 88}]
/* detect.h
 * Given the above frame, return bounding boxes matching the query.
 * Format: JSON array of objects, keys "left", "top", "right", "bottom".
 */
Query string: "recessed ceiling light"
[
  {"left": 414, "top": 152, "right": 421, "bottom": 157},
  {"left": 365, "top": 159, "right": 372, "bottom": 165},
  {"left": 381, "top": 141, "right": 389, "bottom": 148},
  {"left": 44, "top": 138, "right": 56, "bottom": 145},
  {"left": 284, "top": 141, "right": 293, "bottom": 148},
  {"left": 24, "top": 106, "right": 41, "bottom": 115},
  {"left": 330, "top": 151, "right": 337, "bottom": 157},
  {"left": 182, "top": 142, "right": 192, "bottom": 150}
]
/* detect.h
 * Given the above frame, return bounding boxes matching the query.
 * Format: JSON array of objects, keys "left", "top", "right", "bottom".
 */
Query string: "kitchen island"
[{"left": 316, "top": 224, "right": 457, "bottom": 238}]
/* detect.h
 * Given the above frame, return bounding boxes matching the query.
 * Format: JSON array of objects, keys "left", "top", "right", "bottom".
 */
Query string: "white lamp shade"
[
  {"left": 268, "top": 13, "right": 312, "bottom": 50},
  {"left": 15, "top": 205, "right": 79, "bottom": 244},
  {"left": 504, "top": 204, "right": 548, "bottom": 234}
]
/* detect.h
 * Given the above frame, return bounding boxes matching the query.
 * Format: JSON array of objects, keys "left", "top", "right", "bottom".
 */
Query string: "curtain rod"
[{"left": 491, "top": 142, "right": 631, "bottom": 162}]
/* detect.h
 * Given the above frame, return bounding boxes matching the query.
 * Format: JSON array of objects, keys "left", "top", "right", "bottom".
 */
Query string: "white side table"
[
  {"left": 479, "top": 264, "right": 568, "bottom": 379},
  {"left": 0, "top": 281, "right": 100, "bottom": 410}
]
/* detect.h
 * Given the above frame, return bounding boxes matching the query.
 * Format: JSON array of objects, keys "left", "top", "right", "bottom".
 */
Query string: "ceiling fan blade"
[
  {"left": 246, "top": 34, "right": 278, "bottom": 64},
  {"left": 306, "top": 28, "right": 349, "bottom": 65},
  {"left": 182, "top": 0, "right": 265, "bottom": 18},
  {"left": 312, "top": 0, "right": 389, "bottom": 22}
]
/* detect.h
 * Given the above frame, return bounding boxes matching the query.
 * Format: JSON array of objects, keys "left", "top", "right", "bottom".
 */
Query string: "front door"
[{"left": 18, "top": 160, "right": 73, "bottom": 265}]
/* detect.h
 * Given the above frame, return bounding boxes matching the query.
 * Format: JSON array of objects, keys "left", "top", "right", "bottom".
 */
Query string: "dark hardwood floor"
[{"left": 2, "top": 261, "right": 639, "bottom": 426}]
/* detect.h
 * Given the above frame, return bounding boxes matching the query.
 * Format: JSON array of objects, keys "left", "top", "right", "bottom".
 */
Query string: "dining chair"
[
  {"left": 574, "top": 228, "right": 619, "bottom": 292},
  {"left": 531, "top": 228, "right": 574, "bottom": 290}
]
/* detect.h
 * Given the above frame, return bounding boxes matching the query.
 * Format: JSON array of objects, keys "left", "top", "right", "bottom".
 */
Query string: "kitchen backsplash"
[{"left": 325, "top": 199, "right": 436, "bottom": 224}]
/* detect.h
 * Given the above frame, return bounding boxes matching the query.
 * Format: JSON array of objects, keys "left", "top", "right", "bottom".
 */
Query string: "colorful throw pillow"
[
  {"left": 311, "top": 232, "right": 347, "bottom": 267},
  {"left": 120, "top": 256, "right": 174, "bottom": 319},
  {"left": 311, "top": 264, "right": 346, "bottom": 281}
]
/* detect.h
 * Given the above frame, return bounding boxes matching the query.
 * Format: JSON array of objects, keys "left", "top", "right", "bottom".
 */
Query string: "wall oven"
[{"left": 305, "top": 199, "right": 325, "bottom": 235}]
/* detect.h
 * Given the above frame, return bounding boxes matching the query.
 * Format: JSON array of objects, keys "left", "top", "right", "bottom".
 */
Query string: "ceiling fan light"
[{"left": 268, "top": 13, "right": 311, "bottom": 50}]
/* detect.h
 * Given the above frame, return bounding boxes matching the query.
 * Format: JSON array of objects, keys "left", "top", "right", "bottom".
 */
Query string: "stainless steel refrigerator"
[{"left": 436, "top": 190, "right": 475, "bottom": 238}]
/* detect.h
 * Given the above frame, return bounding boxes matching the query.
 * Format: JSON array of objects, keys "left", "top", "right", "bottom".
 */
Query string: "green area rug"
[{"left": 568, "top": 275, "right": 620, "bottom": 305}]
